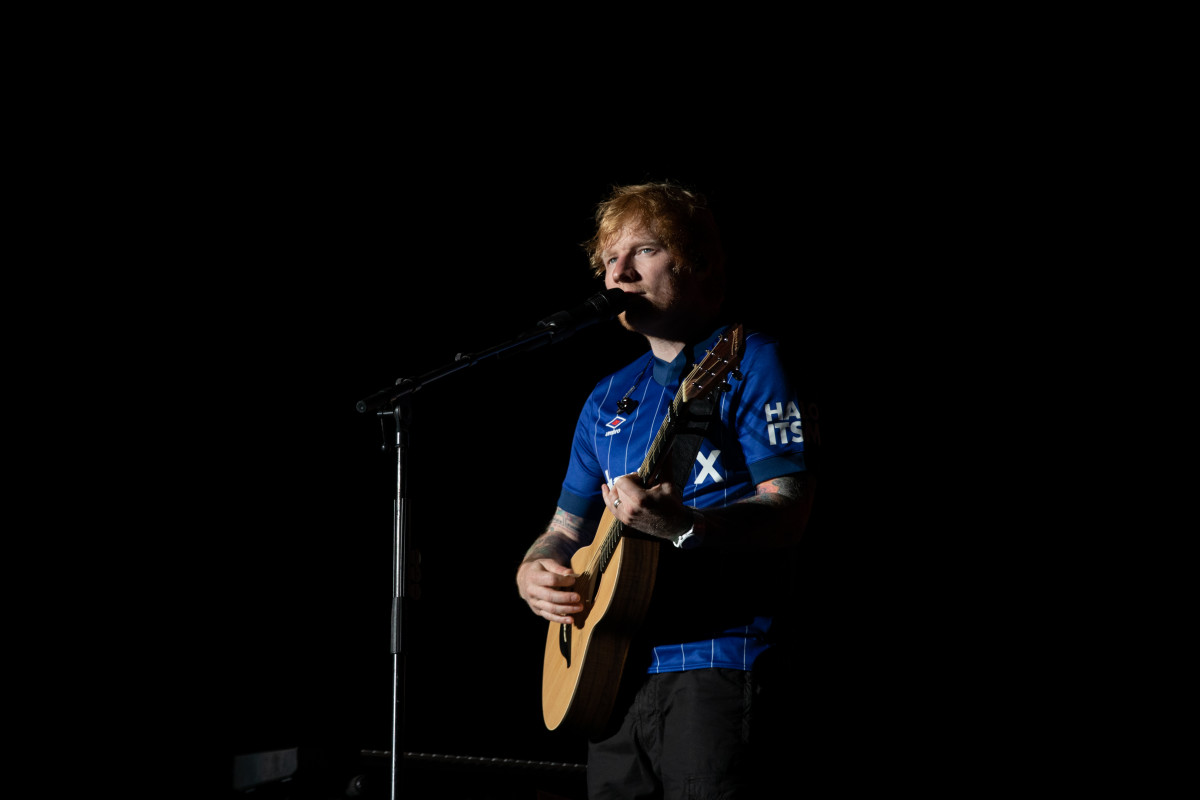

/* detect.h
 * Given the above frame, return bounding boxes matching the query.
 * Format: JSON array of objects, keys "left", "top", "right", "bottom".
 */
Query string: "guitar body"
[{"left": 541, "top": 509, "right": 660, "bottom": 734}]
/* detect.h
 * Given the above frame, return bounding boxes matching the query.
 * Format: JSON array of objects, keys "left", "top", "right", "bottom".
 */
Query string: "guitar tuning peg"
[
  {"left": 719, "top": 381, "right": 733, "bottom": 392},
  {"left": 731, "top": 368, "right": 743, "bottom": 381}
]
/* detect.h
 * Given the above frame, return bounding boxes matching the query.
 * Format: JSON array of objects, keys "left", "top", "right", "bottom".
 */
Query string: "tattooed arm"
[
  {"left": 518, "top": 472, "right": 812, "bottom": 621},
  {"left": 601, "top": 472, "right": 814, "bottom": 552},
  {"left": 516, "top": 506, "right": 596, "bottom": 624}
]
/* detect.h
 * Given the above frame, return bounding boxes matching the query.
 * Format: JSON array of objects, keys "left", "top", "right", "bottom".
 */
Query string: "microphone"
[{"left": 534, "top": 288, "right": 629, "bottom": 342}]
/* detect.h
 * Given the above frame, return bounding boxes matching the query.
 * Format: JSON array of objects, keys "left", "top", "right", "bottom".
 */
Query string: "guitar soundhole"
[{"left": 559, "top": 623, "right": 571, "bottom": 666}]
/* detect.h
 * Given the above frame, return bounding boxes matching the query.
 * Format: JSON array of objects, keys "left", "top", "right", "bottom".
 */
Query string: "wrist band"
[{"left": 672, "top": 510, "right": 705, "bottom": 549}]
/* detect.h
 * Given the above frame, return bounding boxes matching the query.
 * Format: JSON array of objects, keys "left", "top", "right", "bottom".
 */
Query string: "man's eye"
[{"left": 639, "top": 247, "right": 655, "bottom": 255}]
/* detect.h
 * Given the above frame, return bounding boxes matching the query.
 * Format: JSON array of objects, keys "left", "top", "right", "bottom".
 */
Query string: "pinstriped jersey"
[{"left": 556, "top": 326, "right": 808, "bottom": 673}]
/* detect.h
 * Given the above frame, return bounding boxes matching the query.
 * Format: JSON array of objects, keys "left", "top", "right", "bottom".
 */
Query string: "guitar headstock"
[{"left": 681, "top": 324, "right": 745, "bottom": 403}]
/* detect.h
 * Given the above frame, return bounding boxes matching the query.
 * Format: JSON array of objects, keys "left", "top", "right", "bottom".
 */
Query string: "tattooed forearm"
[
  {"left": 523, "top": 531, "right": 570, "bottom": 563},
  {"left": 521, "top": 507, "right": 594, "bottom": 564}
]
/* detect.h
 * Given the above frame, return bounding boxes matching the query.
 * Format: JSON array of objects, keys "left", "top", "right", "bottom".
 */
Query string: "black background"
[
  {"left": 26, "top": 29, "right": 1087, "bottom": 796},
  {"left": 141, "top": 101, "right": 982, "bottom": 795}
]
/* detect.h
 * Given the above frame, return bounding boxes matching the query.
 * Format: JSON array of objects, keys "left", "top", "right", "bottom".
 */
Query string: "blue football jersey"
[{"left": 555, "top": 326, "right": 808, "bottom": 673}]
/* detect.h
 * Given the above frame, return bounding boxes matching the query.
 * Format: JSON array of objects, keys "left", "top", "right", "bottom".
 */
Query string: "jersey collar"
[{"left": 651, "top": 324, "right": 731, "bottom": 387}]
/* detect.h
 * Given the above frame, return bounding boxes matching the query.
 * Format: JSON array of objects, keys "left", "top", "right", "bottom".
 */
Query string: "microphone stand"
[{"left": 356, "top": 314, "right": 610, "bottom": 800}]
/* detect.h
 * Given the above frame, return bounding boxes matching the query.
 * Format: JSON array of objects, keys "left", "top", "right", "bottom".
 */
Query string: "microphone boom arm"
[{"left": 356, "top": 288, "right": 626, "bottom": 414}]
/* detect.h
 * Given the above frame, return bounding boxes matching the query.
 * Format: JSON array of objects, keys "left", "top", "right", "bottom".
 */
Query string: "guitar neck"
[{"left": 638, "top": 389, "right": 687, "bottom": 486}]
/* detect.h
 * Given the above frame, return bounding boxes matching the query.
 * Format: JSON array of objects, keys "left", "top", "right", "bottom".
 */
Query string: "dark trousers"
[{"left": 586, "top": 668, "right": 771, "bottom": 799}]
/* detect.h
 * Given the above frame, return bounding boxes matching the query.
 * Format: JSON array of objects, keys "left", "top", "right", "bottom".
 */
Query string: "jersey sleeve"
[
  {"left": 556, "top": 391, "right": 608, "bottom": 520},
  {"left": 730, "top": 334, "right": 808, "bottom": 485}
]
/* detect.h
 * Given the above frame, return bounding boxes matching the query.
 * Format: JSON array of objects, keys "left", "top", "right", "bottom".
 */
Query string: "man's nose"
[{"left": 610, "top": 255, "right": 637, "bottom": 282}]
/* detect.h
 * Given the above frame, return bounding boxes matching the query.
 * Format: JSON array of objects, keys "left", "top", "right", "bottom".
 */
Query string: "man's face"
[{"left": 601, "top": 224, "right": 695, "bottom": 335}]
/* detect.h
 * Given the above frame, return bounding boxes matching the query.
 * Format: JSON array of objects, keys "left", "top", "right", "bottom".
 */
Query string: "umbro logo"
[{"left": 605, "top": 415, "right": 626, "bottom": 436}]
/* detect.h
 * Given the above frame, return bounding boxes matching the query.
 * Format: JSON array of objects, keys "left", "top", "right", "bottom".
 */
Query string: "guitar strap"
[
  {"left": 664, "top": 324, "right": 740, "bottom": 490},
  {"left": 637, "top": 388, "right": 721, "bottom": 643},
  {"left": 664, "top": 392, "right": 717, "bottom": 492}
]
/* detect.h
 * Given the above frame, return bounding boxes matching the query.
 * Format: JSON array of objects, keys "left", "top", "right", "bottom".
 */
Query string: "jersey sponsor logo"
[{"left": 764, "top": 400, "right": 804, "bottom": 446}]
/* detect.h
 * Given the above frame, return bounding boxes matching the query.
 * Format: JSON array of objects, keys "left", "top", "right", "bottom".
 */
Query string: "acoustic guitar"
[{"left": 541, "top": 324, "right": 744, "bottom": 734}]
